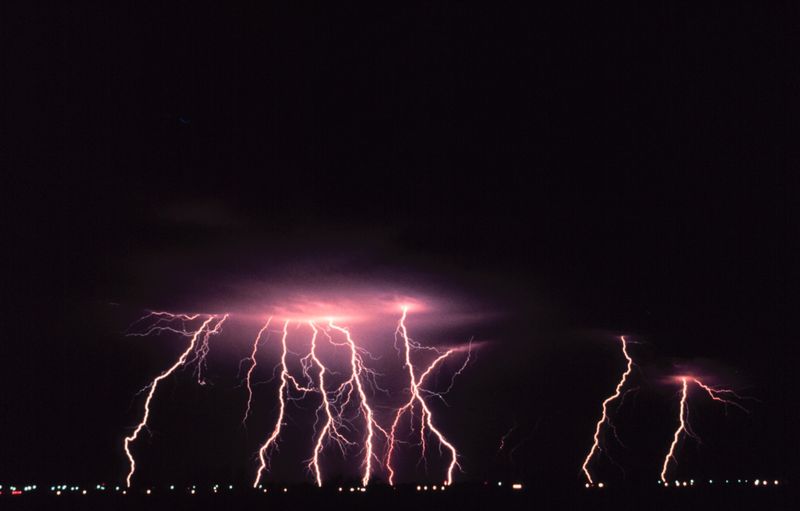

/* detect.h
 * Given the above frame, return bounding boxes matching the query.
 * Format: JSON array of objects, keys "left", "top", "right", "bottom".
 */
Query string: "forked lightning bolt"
[
  {"left": 123, "top": 313, "right": 228, "bottom": 487},
  {"left": 306, "top": 321, "right": 354, "bottom": 487},
  {"left": 253, "top": 320, "right": 296, "bottom": 487},
  {"left": 123, "top": 307, "right": 472, "bottom": 488},
  {"left": 328, "top": 321, "right": 389, "bottom": 487},
  {"left": 241, "top": 318, "right": 272, "bottom": 425},
  {"left": 385, "top": 306, "right": 470, "bottom": 486},
  {"left": 660, "top": 376, "right": 748, "bottom": 484},
  {"left": 581, "top": 336, "right": 634, "bottom": 485}
]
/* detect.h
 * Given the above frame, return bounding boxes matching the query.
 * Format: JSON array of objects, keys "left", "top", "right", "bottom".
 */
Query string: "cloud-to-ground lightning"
[
  {"left": 660, "top": 377, "right": 691, "bottom": 485},
  {"left": 327, "top": 321, "right": 389, "bottom": 487},
  {"left": 241, "top": 318, "right": 272, "bottom": 425},
  {"left": 581, "top": 336, "right": 634, "bottom": 486},
  {"left": 660, "top": 376, "right": 748, "bottom": 484},
  {"left": 122, "top": 302, "right": 474, "bottom": 488},
  {"left": 385, "top": 306, "right": 471, "bottom": 486},
  {"left": 123, "top": 313, "right": 228, "bottom": 487},
  {"left": 253, "top": 320, "right": 295, "bottom": 487},
  {"left": 306, "top": 321, "right": 353, "bottom": 487}
]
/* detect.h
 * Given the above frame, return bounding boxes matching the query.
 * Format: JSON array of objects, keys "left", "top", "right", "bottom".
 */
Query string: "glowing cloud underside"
[{"left": 123, "top": 306, "right": 473, "bottom": 488}]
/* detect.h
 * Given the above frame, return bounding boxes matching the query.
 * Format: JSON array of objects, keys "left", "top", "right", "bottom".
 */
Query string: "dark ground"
[{"left": 0, "top": 483, "right": 793, "bottom": 511}]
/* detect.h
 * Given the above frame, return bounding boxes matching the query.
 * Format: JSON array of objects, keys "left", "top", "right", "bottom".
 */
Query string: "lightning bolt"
[
  {"left": 660, "top": 376, "right": 690, "bottom": 485},
  {"left": 306, "top": 321, "right": 354, "bottom": 487},
  {"left": 123, "top": 313, "right": 228, "bottom": 487},
  {"left": 125, "top": 306, "right": 472, "bottom": 488},
  {"left": 581, "top": 336, "right": 634, "bottom": 485},
  {"left": 385, "top": 306, "right": 469, "bottom": 486},
  {"left": 327, "top": 321, "right": 388, "bottom": 487},
  {"left": 253, "top": 320, "right": 294, "bottom": 487},
  {"left": 691, "top": 378, "right": 750, "bottom": 414},
  {"left": 498, "top": 421, "right": 518, "bottom": 452},
  {"left": 660, "top": 376, "right": 747, "bottom": 484},
  {"left": 241, "top": 318, "right": 272, "bottom": 425}
]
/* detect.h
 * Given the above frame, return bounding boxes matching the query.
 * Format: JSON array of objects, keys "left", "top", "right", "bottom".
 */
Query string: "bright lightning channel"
[
  {"left": 123, "top": 313, "right": 228, "bottom": 487},
  {"left": 581, "top": 336, "right": 634, "bottom": 485},
  {"left": 660, "top": 376, "right": 748, "bottom": 484},
  {"left": 385, "top": 306, "right": 470, "bottom": 486}
]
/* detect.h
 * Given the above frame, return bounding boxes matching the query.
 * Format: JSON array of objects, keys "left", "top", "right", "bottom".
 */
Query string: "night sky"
[{"left": 4, "top": 2, "right": 798, "bottom": 491}]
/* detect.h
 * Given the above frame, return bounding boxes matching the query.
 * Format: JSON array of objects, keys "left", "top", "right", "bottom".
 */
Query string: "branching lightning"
[
  {"left": 660, "top": 376, "right": 748, "bottom": 484},
  {"left": 241, "top": 318, "right": 272, "bottom": 425},
  {"left": 581, "top": 336, "right": 634, "bottom": 485},
  {"left": 124, "top": 306, "right": 473, "bottom": 488},
  {"left": 253, "top": 320, "right": 294, "bottom": 487},
  {"left": 327, "top": 321, "right": 389, "bottom": 487},
  {"left": 385, "top": 306, "right": 470, "bottom": 486},
  {"left": 306, "top": 321, "right": 354, "bottom": 487},
  {"left": 123, "top": 313, "right": 228, "bottom": 487},
  {"left": 660, "top": 377, "right": 690, "bottom": 485}
]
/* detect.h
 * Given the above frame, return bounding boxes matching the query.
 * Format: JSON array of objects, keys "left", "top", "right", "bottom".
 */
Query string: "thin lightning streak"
[
  {"left": 241, "top": 318, "right": 272, "bottom": 425},
  {"left": 660, "top": 376, "right": 748, "bottom": 484},
  {"left": 498, "top": 421, "right": 518, "bottom": 452},
  {"left": 253, "top": 320, "right": 292, "bottom": 488},
  {"left": 386, "top": 306, "right": 464, "bottom": 486},
  {"left": 306, "top": 321, "right": 354, "bottom": 487},
  {"left": 692, "top": 378, "right": 750, "bottom": 413},
  {"left": 581, "top": 336, "right": 634, "bottom": 485},
  {"left": 660, "top": 377, "right": 689, "bottom": 484},
  {"left": 123, "top": 313, "right": 227, "bottom": 487},
  {"left": 328, "top": 321, "right": 385, "bottom": 487}
]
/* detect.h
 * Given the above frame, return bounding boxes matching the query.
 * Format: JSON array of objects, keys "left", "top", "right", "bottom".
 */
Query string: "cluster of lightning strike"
[
  {"left": 123, "top": 308, "right": 472, "bottom": 488},
  {"left": 385, "top": 307, "right": 472, "bottom": 487},
  {"left": 123, "top": 312, "right": 229, "bottom": 487},
  {"left": 580, "top": 336, "right": 635, "bottom": 485},
  {"left": 251, "top": 319, "right": 389, "bottom": 488},
  {"left": 660, "top": 376, "right": 749, "bottom": 484}
]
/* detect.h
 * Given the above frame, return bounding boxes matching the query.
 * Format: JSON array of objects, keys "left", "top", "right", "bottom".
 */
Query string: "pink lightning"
[
  {"left": 241, "top": 318, "right": 272, "bottom": 425},
  {"left": 581, "top": 336, "right": 634, "bottom": 485},
  {"left": 327, "top": 321, "right": 388, "bottom": 487},
  {"left": 123, "top": 303, "right": 473, "bottom": 488},
  {"left": 253, "top": 320, "right": 293, "bottom": 487},
  {"left": 306, "top": 321, "right": 353, "bottom": 487},
  {"left": 123, "top": 313, "right": 228, "bottom": 487},
  {"left": 660, "top": 376, "right": 748, "bottom": 484},
  {"left": 385, "top": 306, "right": 468, "bottom": 486},
  {"left": 660, "top": 376, "right": 690, "bottom": 484}
]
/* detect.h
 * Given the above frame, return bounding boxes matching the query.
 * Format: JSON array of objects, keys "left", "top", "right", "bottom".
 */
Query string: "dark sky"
[{"left": 3, "top": 2, "right": 798, "bottom": 489}]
